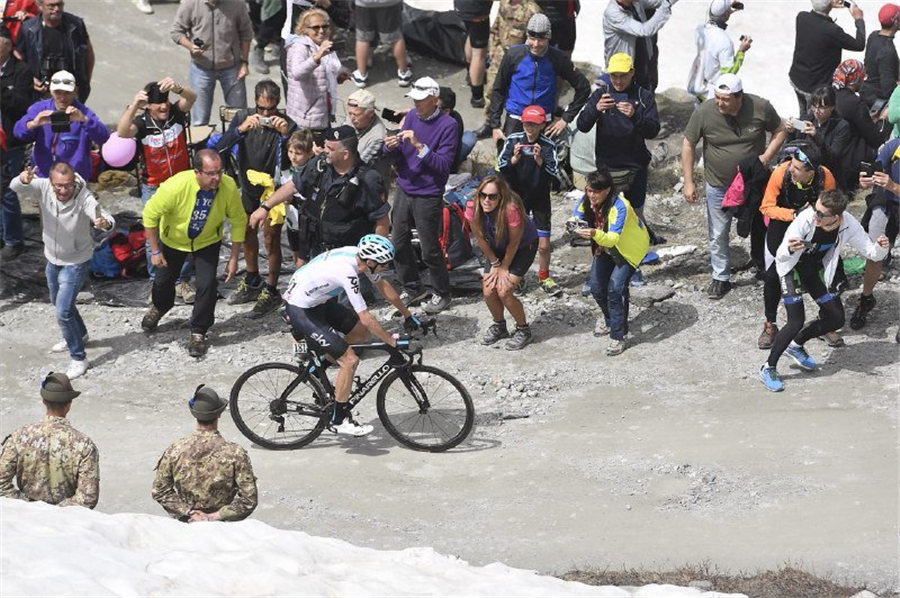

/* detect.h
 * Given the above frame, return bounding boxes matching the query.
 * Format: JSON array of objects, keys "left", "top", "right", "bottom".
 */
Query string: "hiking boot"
[
  {"left": 757, "top": 321, "right": 778, "bottom": 350},
  {"left": 188, "top": 332, "right": 209, "bottom": 358},
  {"left": 513, "top": 279, "right": 527, "bottom": 297},
  {"left": 759, "top": 364, "right": 784, "bottom": 392},
  {"left": 539, "top": 276, "right": 563, "bottom": 297},
  {"left": 706, "top": 279, "right": 731, "bottom": 300},
  {"left": 66, "top": 358, "right": 89, "bottom": 380},
  {"left": 481, "top": 321, "right": 509, "bottom": 346},
  {"left": 397, "top": 69, "right": 413, "bottom": 87},
  {"left": 593, "top": 317, "right": 610, "bottom": 337},
  {"left": 786, "top": 342, "right": 817, "bottom": 371},
  {"left": 423, "top": 293, "right": 451, "bottom": 315},
  {"left": 0, "top": 243, "right": 24, "bottom": 261},
  {"left": 249, "top": 45, "right": 269, "bottom": 74},
  {"left": 470, "top": 95, "right": 486, "bottom": 109},
  {"left": 179, "top": 279, "right": 196, "bottom": 304},
  {"left": 350, "top": 69, "right": 368, "bottom": 88},
  {"left": 821, "top": 331, "right": 845, "bottom": 348},
  {"left": 228, "top": 277, "right": 263, "bottom": 305},
  {"left": 606, "top": 338, "right": 625, "bottom": 356},
  {"left": 474, "top": 123, "right": 492, "bottom": 140},
  {"left": 249, "top": 287, "right": 282, "bottom": 319},
  {"left": 51, "top": 333, "right": 89, "bottom": 353},
  {"left": 849, "top": 293, "right": 876, "bottom": 330},
  {"left": 141, "top": 306, "right": 166, "bottom": 332},
  {"left": 505, "top": 325, "right": 533, "bottom": 351}
]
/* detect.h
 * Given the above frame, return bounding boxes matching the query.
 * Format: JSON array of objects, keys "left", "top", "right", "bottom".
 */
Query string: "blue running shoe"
[
  {"left": 759, "top": 364, "right": 784, "bottom": 392},
  {"left": 786, "top": 343, "right": 817, "bottom": 371}
]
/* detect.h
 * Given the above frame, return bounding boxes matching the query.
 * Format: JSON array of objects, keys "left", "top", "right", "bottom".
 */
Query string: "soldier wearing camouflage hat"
[
  {"left": 151, "top": 385, "right": 258, "bottom": 522},
  {"left": 0, "top": 372, "right": 100, "bottom": 508}
]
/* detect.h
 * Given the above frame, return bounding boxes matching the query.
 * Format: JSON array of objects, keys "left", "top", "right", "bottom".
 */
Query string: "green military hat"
[
  {"left": 188, "top": 385, "right": 226, "bottom": 420},
  {"left": 40, "top": 372, "right": 81, "bottom": 403}
]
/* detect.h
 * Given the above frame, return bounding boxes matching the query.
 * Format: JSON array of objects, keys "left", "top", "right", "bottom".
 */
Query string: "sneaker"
[
  {"left": 539, "top": 276, "right": 563, "bottom": 297},
  {"left": 759, "top": 364, "right": 784, "bottom": 392},
  {"left": 66, "top": 358, "right": 89, "bottom": 380},
  {"left": 593, "top": 318, "right": 610, "bottom": 337},
  {"left": 0, "top": 244, "right": 24, "bottom": 261},
  {"left": 505, "top": 325, "right": 533, "bottom": 351},
  {"left": 51, "top": 333, "right": 89, "bottom": 353},
  {"left": 249, "top": 287, "right": 282, "bottom": 319},
  {"left": 249, "top": 46, "right": 269, "bottom": 75},
  {"left": 141, "top": 306, "right": 166, "bottom": 332},
  {"left": 330, "top": 419, "right": 374, "bottom": 437},
  {"left": 423, "top": 293, "right": 451, "bottom": 315},
  {"left": 629, "top": 269, "right": 646, "bottom": 288},
  {"left": 470, "top": 95, "right": 486, "bottom": 109},
  {"left": 474, "top": 123, "right": 492, "bottom": 140},
  {"left": 513, "top": 279, "right": 527, "bottom": 297},
  {"left": 706, "top": 279, "right": 731, "bottom": 300},
  {"left": 228, "top": 277, "right": 263, "bottom": 305},
  {"left": 849, "top": 293, "right": 876, "bottom": 330},
  {"left": 398, "top": 287, "right": 426, "bottom": 307},
  {"left": 606, "top": 338, "right": 625, "bottom": 356},
  {"left": 397, "top": 69, "right": 413, "bottom": 87},
  {"left": 179, "top": 279, "right": 196, "bottom": 305},
  {"left": 786, "top": 342, "right": 817, "bottom": 371},
  {"left": 481, "top": 321, "right": 509, "bottom": 346},
  {"left": 821, "top": 331, "right": 845, "bottom": 348},
  {"left": 188, "top": 332, "right": 209, "bottom": 358},
  {"left": 350, "top": 69, "right": 368, "bottom": 88},
  {"left": 132, "top": 0, "right": 153, "bottom": 14},
  {"left": 757, "top": 321, "right": 778, "bottom": 350}
]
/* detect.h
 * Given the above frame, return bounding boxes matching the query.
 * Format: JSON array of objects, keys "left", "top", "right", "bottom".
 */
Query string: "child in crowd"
[
  {"left": 497, "top": 104, "right": 561, "bottom": 297},
  {"left": 283, "top": 128, "right": 317, "bottom": 266},
  {"left": 466, "top": 175, "right": 538, "bottom": 351}
]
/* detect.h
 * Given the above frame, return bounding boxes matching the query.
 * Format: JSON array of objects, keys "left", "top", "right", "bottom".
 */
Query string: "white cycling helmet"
[{"left": 357, "top": 234, "right": 395, "bottom": 264}]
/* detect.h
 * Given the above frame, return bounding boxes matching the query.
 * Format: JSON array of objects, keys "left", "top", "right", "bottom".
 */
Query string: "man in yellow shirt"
[{"left": 141, "top": 149, "right": 247, "bottom": 357}]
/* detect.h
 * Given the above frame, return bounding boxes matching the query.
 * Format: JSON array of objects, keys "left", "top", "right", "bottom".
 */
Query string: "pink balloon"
[{"left": 101, "top": 133, "right": 137, "bottom": 168}]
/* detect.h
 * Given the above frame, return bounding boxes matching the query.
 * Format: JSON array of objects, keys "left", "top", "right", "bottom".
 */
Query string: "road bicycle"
[{"left": 229, "top": 324, "right": 474, "bottom": 452}]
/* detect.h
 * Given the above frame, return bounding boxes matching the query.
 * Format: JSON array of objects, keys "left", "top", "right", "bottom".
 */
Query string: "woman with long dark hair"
[{"left": 466, "top": 175, "right": 538, "bottom": 351}]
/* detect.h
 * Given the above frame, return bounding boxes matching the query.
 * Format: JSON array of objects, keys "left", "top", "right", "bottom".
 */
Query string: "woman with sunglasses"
[
  {"left": 760, "top": 189, "right": 889, "bottom": 392},
  {"left": 571, "top": 166, "right": 649, "bottom": 356},
  {"left": 467, "top": 175, "right": 538, "bottom": 351},
  {"left": 285, "top": 8, "right": 348, "bottom": 144},
  {"left": 785, "top": 86, "right": 852, "bottom": 190}
]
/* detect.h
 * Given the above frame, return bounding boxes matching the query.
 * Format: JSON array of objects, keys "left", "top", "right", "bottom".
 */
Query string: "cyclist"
[{"left": 282, "top": 234, "right": 421, "bottom": 436}]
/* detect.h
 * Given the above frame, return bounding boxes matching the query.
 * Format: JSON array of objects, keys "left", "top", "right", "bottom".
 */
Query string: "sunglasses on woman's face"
[
  {"left": 307, "top": 24, "right": 329, "bottom": 32},
  {"left": 478, "top": 191, "right": 500, "bottom": 201}
]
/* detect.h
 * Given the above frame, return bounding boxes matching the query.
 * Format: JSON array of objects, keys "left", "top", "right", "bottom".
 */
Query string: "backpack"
[
  {"left": 438, "top": 200, "right": 473, "bottom": 270},
  {"left": 89, "top": 224, "right": 147, "bottom": 279}
]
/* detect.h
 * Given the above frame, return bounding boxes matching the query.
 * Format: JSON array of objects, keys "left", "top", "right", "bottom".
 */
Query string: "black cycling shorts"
[
  {"left": 463, "top": 17, "right": 490, "bottom": 49},
  {"left": 485, "top": 241, "right": 538, "bottom": 279},
  {"left": 285, "top": 300, "right": 359, "bottom": 359},
  {"left": 521, "top": 194, "right": 551, "bottom": 236}
]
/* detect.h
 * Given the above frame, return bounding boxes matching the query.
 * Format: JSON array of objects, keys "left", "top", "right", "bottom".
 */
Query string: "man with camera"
[
  {"left": 12, "top": 70, "right": 107, "bottom": 181},
  {"left": 15, "top": 0, "right": 93, "bottom": 102},
  {"left": 171, "top": 0, "right": 254, "bottom": 127},
  {"left": 217, "top": 80, "right": 296, "bottom": 318}
]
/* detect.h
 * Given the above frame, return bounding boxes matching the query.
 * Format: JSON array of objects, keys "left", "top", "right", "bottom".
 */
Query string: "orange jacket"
[{"left": 760, "top": 162, "right": 836, "bottom": 223}]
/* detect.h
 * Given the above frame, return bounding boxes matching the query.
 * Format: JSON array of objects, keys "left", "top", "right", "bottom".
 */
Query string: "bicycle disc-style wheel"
[
  {"left": 230, "top": 362, "right": 330, "bottom": 450},
  {"left": 376, "top": 365, "right": 474, "bottom": 452}
]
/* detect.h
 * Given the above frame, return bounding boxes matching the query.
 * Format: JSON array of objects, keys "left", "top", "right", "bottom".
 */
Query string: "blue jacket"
[
  {"left": 576, "top": 75, "right": 660, "bottom": 171},
  {"left": 488, "top": 44, "right": 590, "bottom": 129}
]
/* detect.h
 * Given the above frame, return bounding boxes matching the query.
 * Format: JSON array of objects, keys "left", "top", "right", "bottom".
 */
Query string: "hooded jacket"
[{"left": 284, "top": 34, "right": 342, "bottom": 130}]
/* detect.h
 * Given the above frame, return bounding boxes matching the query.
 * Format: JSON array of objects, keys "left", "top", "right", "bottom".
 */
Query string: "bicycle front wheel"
[
  {"left": 230, "top": 362, "right": 330, "bottom": 450},
  {"left": 376, "top": 365, "right": 474, "bottom": 452}
]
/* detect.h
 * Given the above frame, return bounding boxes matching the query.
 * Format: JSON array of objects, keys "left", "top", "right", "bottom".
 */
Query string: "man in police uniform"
[
  {"left": 248, "top": 125, "right": 389, "bottom": 264},
  {"left": 0, "top": 372, "right": 99, "bottom": 508},
  {"left": 152, "top": 385, "right": 258, "bottom": 522}
]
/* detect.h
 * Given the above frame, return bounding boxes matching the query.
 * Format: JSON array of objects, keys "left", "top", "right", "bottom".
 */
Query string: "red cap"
[
  {"left": 521, "top": 105, "right": 546, "bottom": 124},
  {"left": 879, "top": 3, "right": 900, "bottom": 27}
]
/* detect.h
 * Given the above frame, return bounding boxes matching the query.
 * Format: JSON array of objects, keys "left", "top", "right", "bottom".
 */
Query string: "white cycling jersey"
[{"left": 283, "top": 247, "right": 372, "bottom": 313}]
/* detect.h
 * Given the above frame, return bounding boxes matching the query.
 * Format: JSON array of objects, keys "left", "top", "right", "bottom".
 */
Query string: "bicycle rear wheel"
[
  {"left": 230, "top": 362, "right": 330, "bottom": 450},
  {"left": 376, "top": 365, "right": 474, "bottom": 452}
]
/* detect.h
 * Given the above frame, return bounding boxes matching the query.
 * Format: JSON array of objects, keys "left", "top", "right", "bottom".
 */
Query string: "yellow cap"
[{"left": 607, "top": 53, "right": 634, "bottom": 74}]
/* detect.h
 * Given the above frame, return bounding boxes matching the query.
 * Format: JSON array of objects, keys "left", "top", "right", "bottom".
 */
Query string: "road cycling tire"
[
  {"left": 376, "top": 365, "right": 474, "bottom": 452},
  {"left": 230, "top": 362, "right": 330, "bottom": 450}
]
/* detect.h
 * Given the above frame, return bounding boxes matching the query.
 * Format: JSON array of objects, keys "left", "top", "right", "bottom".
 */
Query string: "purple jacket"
[
  {"left": 385, "top": 109, "right": 458, "bottom": 196},
  {"left": 13, "top": 98, "right": 109, "bottom": 180}
]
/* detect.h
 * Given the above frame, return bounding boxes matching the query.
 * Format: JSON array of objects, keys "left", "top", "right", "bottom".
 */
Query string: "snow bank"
[{"left": 0, "top": 500, "right": 744, "bottom": 597}]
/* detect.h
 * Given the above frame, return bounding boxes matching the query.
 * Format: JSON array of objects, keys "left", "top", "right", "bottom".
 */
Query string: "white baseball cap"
[
  {"left": 713, "top": 73, "right": 743, "bottom": 95},
  {"left": 406, "top": 77, "right": 440, "bottom": 101}
]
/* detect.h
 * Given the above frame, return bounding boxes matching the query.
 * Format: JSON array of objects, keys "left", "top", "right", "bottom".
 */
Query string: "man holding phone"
[{"left": 12, "top": 70, "right": 108, "bottom": 180}]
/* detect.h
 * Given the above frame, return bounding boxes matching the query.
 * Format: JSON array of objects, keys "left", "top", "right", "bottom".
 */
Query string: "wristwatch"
[{"left": 261, "top": 204, "right": 271, "bottom": 212}]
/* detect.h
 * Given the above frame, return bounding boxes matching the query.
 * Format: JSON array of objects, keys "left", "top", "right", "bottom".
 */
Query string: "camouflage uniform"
[
  {"left": 485, "top": 0, "right": 541, "bottom": 112},
  {"left": 152, "top": 430, "right": 258, "bottom": 521},
  {"left": 0, "top": 416, "right": 100, "bottom": 508}
]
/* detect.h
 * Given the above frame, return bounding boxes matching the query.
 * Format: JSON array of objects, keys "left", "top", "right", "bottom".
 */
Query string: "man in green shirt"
[
  {"left": 682, "top": 74, "right": 786, "bottom": 299},
  {"left": 141, "top": 149, "right": 247, "bottom": 357}
]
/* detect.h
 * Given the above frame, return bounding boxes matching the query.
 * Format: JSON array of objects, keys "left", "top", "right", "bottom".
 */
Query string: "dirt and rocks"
[{"left": 1, "top": 1, "right": 898, "bottom": 595}]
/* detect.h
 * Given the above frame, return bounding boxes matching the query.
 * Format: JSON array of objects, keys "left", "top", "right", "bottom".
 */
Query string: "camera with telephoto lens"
[{"left": 565, "top": 218, "right": 590, "bottom": 234}]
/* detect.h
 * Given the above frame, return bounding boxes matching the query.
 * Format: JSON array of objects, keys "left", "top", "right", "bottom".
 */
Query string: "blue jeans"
[
  {"left": 188, "top": 62, "right": 248, "bottom": 126},
  {"left": 1, "top": 145, "right": 26, "bottom": 246},
  {"left": 705, "top": 183, "right": 733, "bottom": 282},
  {"left": 46, "top": 261, "right": 89, "bottom": 361},
  {"left": 590, "top": 252, "right": 635, "bottom": 341},
  {"left": 141, "top": 183, "right": 192, "bottom": 282},
  {"left": 458, "top": 130, "right": 477, "bottom": 164}
]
